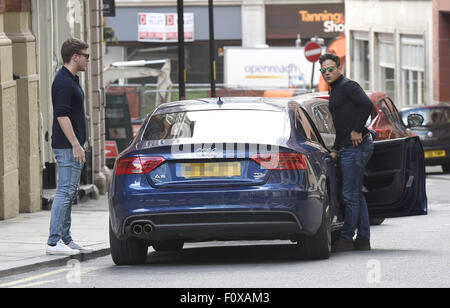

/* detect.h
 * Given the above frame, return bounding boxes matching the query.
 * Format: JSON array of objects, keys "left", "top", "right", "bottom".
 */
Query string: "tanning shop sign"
[
  {"left": 138, "top": 13, "right": 194, "bottom": 42},
  {"left": 266, "top": 3, "right": 345, "bottom": 39}
]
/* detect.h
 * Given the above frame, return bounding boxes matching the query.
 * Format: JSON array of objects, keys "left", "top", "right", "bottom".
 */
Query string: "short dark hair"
[
  {"left": 319, "top": 53, "right": 340, "bottom": 68},
  {"left": 61, "top": 38, "right": 89, "bottom": 64}
]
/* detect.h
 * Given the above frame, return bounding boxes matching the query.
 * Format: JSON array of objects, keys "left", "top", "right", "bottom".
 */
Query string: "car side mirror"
[{"left": 407, "top": 114, "right": 424, "bottom": 127}]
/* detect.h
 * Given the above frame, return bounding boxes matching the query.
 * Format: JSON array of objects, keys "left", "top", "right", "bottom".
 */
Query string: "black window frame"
[
  {"left": 295, "top": 105, "right": 326, "bottom": 147},
  {"left": 377, "top": 97, "right": 407, "bottom": 130},
  {"left": 312, "top": 102, "right": 336, "bottom": 135}
]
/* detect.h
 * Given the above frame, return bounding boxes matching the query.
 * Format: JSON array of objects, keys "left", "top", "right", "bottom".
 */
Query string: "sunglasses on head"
[
  {"left": 319, "top": 66, "right": 335, "bottom": 74},
  {"left": 78, "top": 53, "right": 90, "bottom": 60}
]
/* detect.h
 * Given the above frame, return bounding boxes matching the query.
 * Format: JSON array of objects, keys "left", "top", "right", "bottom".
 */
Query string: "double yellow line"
[
  {"left": 0, "top": 268, "right": 69, "bottom": 288},
  {"left": 0, "top": 266, "right": 97, "bottom": 288}
]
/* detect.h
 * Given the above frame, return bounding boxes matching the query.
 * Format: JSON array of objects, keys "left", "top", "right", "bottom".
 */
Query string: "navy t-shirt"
[{"left": 51, "top": 66, "right": 86, "bottom": 149}]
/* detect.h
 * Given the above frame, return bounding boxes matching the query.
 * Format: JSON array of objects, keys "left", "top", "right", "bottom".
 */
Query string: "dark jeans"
[
  {"left": 339, "top": 135, "right": 374, "bottom": 242},
  {"left": 47, "top": 149, "right": 84, "bottom": 246}
]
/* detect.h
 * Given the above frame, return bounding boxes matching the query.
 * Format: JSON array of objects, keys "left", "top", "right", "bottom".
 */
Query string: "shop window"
[
  {"left": 401, "top": 36, "right": 425, "bottom": 106},
  {"left": 380, "top": 67, "right": 395, "bottom": 100},
  {"left": 126, "top": 41, "right": 241, "bottom": 85},
  {"left": 378, "top": 37, "right": 395, "bottom": 100},
  {"left": 352, "top": 34, "right": 370, "bottom": 90}
]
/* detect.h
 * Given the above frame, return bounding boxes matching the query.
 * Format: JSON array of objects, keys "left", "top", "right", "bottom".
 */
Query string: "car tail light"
[
  {"left": 374, "top": 129, "right": 391, "bottom": 140},
  {"left": 251, "top": 153, "right": 307, "bottom": 170},
  {"left": 115, "top": 156, "right": 165, "bottom": 175}
]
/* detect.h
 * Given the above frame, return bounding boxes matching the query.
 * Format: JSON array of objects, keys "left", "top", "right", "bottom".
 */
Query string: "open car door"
[{"left": 365, "top": 136, "right": 427, "bottom": 218}]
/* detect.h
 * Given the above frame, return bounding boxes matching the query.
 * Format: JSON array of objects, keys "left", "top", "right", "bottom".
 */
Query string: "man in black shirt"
[
  {"left": 319, "top": 53, "right": 374, "bottom": 252},
  {"left": 46, "top": 38, "right": 93, "bottom": 256}
]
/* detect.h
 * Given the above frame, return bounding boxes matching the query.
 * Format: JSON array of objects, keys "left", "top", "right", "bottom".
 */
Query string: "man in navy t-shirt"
[{"left": 46, "top": 38, "right": 93, "bottom": 256}]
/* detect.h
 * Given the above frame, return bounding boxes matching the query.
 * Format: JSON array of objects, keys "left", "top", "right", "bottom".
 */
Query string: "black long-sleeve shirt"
[
  {"left": 328, "top": 75, "right": 373, "bottom": 150},
  {"left": 51, "top": 66, "right": 86, "bottom": 149}
]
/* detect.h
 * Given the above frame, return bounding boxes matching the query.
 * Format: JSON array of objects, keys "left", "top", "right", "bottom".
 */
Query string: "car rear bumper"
[
  {"left": 425, "top": 157, "right": 450, "bottom": 166},
  {"left": 122, "top": 211, "right": 303, "bottom": 242},
  {"left": 109, "top": 187, "right": 324, "bottom": 241}
]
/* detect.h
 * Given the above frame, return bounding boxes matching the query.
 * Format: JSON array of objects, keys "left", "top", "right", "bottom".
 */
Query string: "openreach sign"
[{"left": 224, "top": 47, "right": 321, "bottom": 89}]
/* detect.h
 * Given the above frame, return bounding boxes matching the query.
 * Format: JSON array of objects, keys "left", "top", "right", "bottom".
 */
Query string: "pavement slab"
[{"left": 0, "top": 195, "right": 110, "bottom": 278}]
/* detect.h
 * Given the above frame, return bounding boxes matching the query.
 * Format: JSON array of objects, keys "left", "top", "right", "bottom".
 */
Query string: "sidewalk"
[
  {"left": 0, "top": 195, "right": 110, "bottom": 278},
  {"left": 426, "top": 166, "right": 450, "bottom": 181}
]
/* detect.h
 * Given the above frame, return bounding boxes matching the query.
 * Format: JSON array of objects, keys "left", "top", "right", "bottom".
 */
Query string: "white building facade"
[{"left": 345, "top": 0, "right": 445, "bottom": 108}]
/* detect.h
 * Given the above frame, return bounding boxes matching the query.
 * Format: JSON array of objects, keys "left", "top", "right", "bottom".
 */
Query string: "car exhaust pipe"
[
  {"left": 132, "top": 224, "right": 143, "bottom": 235},
  {"left": 143, "top": 224, "right": 153, "bottom": 234}
]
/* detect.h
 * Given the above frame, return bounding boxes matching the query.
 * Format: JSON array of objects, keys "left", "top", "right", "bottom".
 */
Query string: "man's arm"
[
  {"left": 347, "top": 80, "right": 373, "bottom": 147},
  {"left": 57, "top": 117, "right": 85, "bottom": 163},
  {"left": 347, "top": 80, "right": 373, "bottom": 132}
]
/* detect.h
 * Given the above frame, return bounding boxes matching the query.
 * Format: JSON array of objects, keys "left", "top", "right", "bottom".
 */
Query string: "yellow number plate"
[
  {"left": 180, "top": 162, "right": 241, "bottom": 178},
  {"left": 424, "top": 150, "right": 446, "bottom": 158}
]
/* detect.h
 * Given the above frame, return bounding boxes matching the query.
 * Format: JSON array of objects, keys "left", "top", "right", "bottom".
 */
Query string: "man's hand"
[
  {"left": 350, "top": 131, "right": 363, "bottom": 148},
  {"left": 330, "top": 151, "right": 338, "bottom": 161},
  {"left": 72, "top": 144, "right": 86, "bottom": 163},
  {"left": 57, "top": 116, "right": 85, "bottom": 163}
]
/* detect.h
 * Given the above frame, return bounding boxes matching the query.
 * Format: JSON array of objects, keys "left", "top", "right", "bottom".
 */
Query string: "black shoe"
[
  {"left": 331, "top": 239, "right": 354, "bottom": 253},
  {"left": 354, "top": 238, "right": 371, "bottom": 251}
]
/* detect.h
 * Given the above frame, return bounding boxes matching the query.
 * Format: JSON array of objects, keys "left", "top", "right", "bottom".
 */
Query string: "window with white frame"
[
  {"left": 352, "top": 32, "right": 370, "bottom": 90},
  {"left": 401, "top": 36, "right": 425, "bottom": 106},
  {"left": 378, "top": 34, "right": 395, "bottom": 100}
]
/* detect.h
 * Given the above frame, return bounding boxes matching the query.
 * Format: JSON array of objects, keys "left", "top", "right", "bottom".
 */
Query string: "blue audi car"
[{"left": 108, "top": 97, "right": 427, "bottom": 265}]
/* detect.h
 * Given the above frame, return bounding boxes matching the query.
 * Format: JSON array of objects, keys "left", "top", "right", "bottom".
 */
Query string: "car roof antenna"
[{"left": 217, "top": 97, "right": 223, "bottom": 108}]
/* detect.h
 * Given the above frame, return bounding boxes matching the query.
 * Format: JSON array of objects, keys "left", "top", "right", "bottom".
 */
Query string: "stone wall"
[{"left": 4, "top": 2, "right": 41, "bottom": 213}]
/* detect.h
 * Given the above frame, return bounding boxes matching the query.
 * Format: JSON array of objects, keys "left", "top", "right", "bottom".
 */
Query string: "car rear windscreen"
[{"left": 142, "top": 110, "right": 288, "bottom": 145}]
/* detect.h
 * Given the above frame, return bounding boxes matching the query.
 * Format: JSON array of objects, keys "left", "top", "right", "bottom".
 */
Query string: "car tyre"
[
  {"left": 152, "top": 240, "right": 184, "bottom": 252},
  {"left": 443, "top": 164, "right": 450, "bottom": 174},
  {"left": 297, "top": 194, "right": 331, "bottom": 260},
  {"left": 109, "top": 221, "right": 148, "bottom": 265},
  {"left": 370, "top": 218, "right": 385, "bottom": 225}
]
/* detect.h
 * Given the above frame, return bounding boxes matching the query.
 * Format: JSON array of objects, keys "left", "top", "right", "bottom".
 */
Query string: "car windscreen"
[
  {"left": 401, "top": 107, "right": 450, "bottom": 127},
  {"left": 142, "top": 109, "right": 288, "bottom": 145}
]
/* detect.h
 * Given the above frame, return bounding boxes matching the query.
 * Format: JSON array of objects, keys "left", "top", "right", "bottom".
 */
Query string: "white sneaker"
[
  {"left": 67, "top": 241, "right": 93, "bottom": 254},
  {"left": 46, "top": 241, "right": 80, "bottom": 256}
]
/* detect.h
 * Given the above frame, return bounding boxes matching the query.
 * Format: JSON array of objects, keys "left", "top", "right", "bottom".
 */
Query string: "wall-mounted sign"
[
  {"left": 138, "top": 12, "right": 194, "bottom": 42},
  {"left": 266, "top": 4, "right": 345, "bottom": 39},
  {"left": 103, "top": 0, "right": 115, "bottom": 17}
]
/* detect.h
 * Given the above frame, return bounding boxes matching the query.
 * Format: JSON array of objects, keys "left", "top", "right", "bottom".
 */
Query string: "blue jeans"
[
  {"left": 339, "top": 135, "right": 374, "bottom": 242},
  {"left": 47, "top": 149, "right": 84, "bottom": 246}
]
